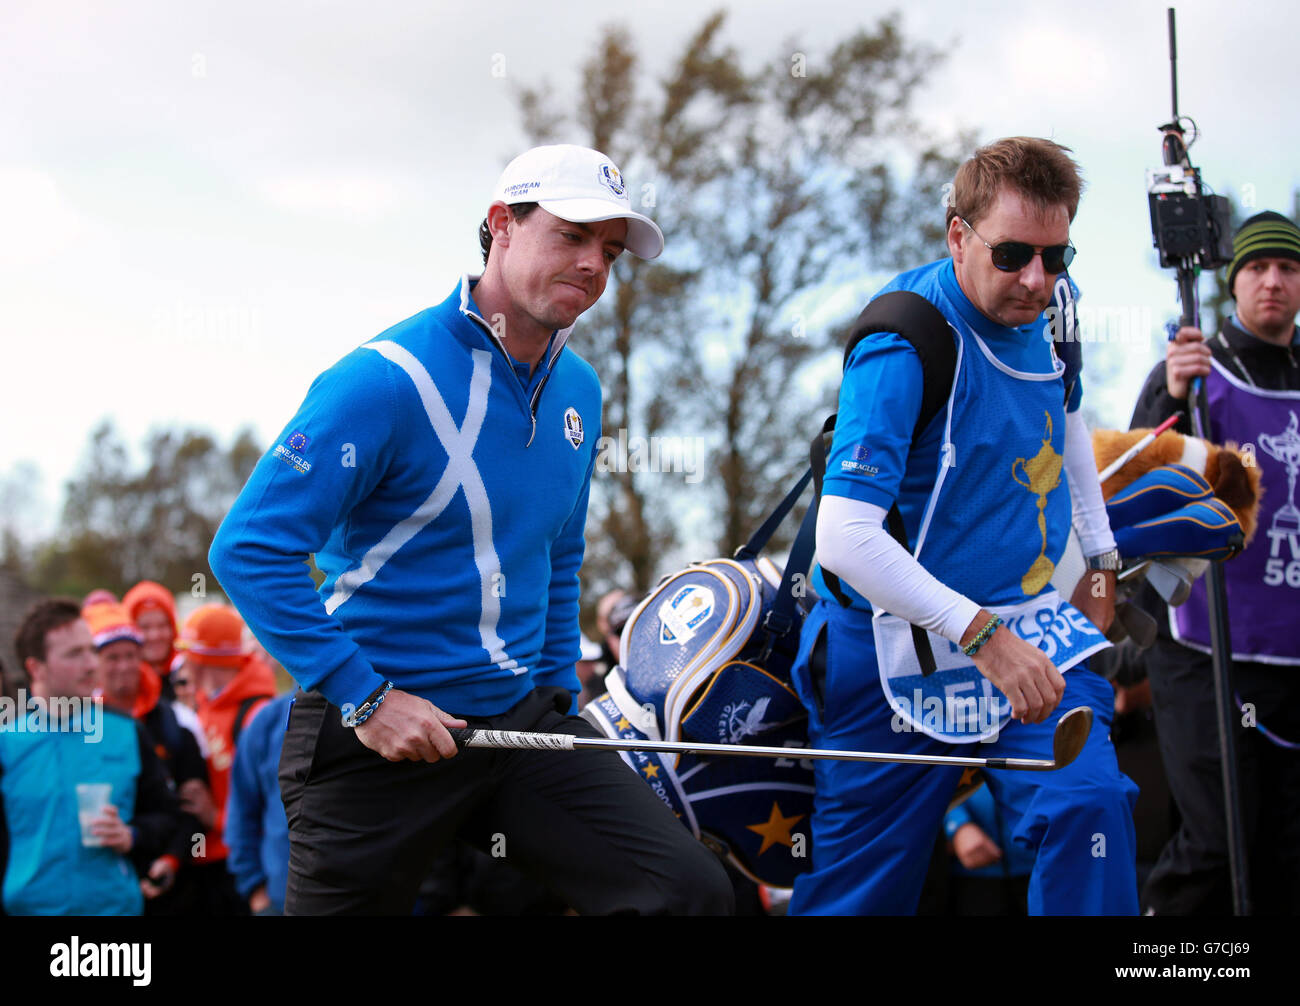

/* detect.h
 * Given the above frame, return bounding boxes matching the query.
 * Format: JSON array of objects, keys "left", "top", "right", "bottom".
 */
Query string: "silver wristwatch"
[{"left": 1086, "top": 548, "right": 1121, "bottom": 571}]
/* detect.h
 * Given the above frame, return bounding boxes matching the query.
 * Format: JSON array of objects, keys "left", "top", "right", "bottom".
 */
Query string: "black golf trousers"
[{"left": 279, "top": 685, "right": 734, "bottom": 915}]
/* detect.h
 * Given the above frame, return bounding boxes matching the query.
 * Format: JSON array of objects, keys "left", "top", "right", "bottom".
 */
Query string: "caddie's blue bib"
[{"left": 871, "top": 274, "right": 1109, "bottom": 742}]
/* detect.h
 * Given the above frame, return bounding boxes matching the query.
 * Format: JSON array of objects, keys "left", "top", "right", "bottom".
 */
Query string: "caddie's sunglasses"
[{"left": 961, "top": 218, "right": 1075, "bottom": 275}]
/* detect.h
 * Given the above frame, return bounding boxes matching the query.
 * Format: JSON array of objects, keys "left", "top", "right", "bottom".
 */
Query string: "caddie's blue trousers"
[{"left": 789, "top": 601, "right": 1140, "bottom": 916}]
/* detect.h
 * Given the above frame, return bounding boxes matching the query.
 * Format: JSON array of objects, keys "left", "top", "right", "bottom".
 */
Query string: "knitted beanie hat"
[{"left": 1228, "top": 210, "right": 1300, "bottom": 296}]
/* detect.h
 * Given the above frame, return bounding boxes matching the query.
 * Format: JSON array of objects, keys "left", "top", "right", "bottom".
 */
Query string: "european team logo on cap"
[
  {"left": 563, "top": 407, "right": 584, "bottom": 449},
  {"left": 598, "top": 163, "right": 625, "bottom": 198}
]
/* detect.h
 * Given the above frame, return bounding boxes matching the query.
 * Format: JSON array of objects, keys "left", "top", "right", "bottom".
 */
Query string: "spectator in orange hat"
[
  {"left": 177, "top": 604, "right": 277, "bottom": 914},
  {"left": 82, "top": 589, "right": 119, "bottom": 608},
  {"left": 88, "top": 595, "right": 207, "bottom": 748},
  {"left": 83, "top": 602, "right": 206, "bottom": 771},
  {"left": 123, "top": 582, "right": 180, "bottom": 700}
]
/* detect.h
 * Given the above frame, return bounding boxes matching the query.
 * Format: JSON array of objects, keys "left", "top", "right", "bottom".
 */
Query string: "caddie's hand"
[
  {"left": 965, "top": 611, "right": 1065, "bottom": 725},
  {"left": 951, "top": 822, "right": 1002, "bottom": 871},
  {"left": 92, "top": 804, "right": 134, "bottom": 854},
  {"left": 1070, "top": 570, "right": 1117, "bottom": 636},
  {"left": 1165, "top": 326, "right": 1212, "bottom": 400},
  {"left": 353, "top": 688, "right": 467, "bottom": 763}
]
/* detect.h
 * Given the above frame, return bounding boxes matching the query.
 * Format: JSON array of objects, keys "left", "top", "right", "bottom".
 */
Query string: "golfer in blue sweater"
[{"left": 210, "top": 145, "right": 732, "bottom": 915}]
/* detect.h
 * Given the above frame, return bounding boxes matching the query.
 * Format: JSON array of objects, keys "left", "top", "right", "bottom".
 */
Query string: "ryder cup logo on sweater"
[
  {"left": 598, "top": 164, "right": 626, "bottom": 198},
  {"left": 563, "top": 407, "right": 584, "bottom": 449},
  {"left": 658, "top": 584, "right": 714, "bottom": 645}
]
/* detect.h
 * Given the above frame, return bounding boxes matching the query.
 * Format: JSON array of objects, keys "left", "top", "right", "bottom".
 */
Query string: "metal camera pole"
[{"left": 1152, "top": 7, "right": 1250, "bottom": 915}]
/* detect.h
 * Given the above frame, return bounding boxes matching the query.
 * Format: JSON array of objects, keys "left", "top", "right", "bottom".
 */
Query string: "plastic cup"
[{"left": 76, "top": 783, "right": 112, "bottom": 847}]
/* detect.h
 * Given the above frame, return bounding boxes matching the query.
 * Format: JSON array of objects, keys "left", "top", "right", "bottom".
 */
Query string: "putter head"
[{"left": 1052, "top": 706, "right": 1094, "bottom": 769}]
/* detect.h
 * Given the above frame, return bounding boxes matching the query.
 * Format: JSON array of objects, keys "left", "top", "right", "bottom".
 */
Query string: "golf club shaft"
[{"left": 447, "top": 727, "right": 1061, "bottom": 771}]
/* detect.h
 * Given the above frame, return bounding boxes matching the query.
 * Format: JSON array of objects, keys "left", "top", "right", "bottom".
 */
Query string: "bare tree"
[
  {"left": 32, "top": 419, "right": 261, "bottom": 598},
  {"left": 516, "top": 12, "right": 967, "bottom": 596}
]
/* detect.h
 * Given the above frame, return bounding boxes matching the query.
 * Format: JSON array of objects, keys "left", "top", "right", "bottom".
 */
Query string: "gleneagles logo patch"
[
  {"left": 563, "top": 407, "right": 583, "bottom": 449},
  {"left": 274, "top": 430, "right": 312, "bottom": 474}
]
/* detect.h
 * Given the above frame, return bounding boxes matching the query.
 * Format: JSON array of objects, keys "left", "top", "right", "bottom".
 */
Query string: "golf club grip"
[{"left": 447, "top": 727, "right": 575, "bottom": 752}]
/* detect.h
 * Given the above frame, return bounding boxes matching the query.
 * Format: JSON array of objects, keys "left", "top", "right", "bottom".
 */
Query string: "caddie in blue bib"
[
  {"left": 870, "top": 308, "right": 1109, "bottom": 742},
  {"left": 787, "top": 155, "right": 1140, "bottom": 916}
]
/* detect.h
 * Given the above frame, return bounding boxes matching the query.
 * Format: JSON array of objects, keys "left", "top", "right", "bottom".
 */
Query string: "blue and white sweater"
[{"left": 210, "top": 277, "right": 601, "bottom": 717}]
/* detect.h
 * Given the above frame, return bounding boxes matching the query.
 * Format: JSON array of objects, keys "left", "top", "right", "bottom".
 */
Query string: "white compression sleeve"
[
  {"left": 816, "top": 494, "right": 983, "bottom": 644},
  {"left": 1063, "top": 409, "right": 1117, "bottom": 557}
]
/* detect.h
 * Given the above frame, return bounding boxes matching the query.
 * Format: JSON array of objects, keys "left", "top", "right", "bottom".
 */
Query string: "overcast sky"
[{"left": 3, "top": 0, "right": 1297, "bottom": 540}]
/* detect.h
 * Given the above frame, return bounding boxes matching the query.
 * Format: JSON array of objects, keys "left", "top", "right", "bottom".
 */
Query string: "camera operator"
[{"left": 1130, "top": 210, "right": 1300, "bottom": 914}]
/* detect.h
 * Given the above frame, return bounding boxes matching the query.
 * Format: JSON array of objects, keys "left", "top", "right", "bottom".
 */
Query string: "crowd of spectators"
[{"left": 1, "top": 584, "right": 290, "bottom": 916}]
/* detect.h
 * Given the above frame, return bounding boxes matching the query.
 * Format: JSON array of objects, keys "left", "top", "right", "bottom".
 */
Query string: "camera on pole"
[
  {"left": 1144, "top": 7, "right": 1250, "bottom": 916},
  {"left": 1148, "top": 165, "right": 1233, "bottom": 269},
  {"left": 1145, "top": 8, "right": 1233, "bottom": 271}
]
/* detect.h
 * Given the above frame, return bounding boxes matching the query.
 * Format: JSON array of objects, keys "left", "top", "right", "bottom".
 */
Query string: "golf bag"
[{"left": 582, "top": 473, "right": 819, "bottom": 888}]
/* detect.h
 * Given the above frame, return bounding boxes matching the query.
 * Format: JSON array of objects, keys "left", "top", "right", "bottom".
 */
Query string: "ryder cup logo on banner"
[
  {"left": 658, "top": 584, "right": 714, "bottom": 645},
  {"left": 563, "top": 407, "right": 584, "bottom": 449},
  {"left": 598, "top": 163, "right": 626, "bottom": 198}
]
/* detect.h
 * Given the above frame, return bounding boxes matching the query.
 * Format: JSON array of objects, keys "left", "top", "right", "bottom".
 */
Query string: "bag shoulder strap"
[
  {"left": 844, "top": 290, "right": 958, "bottom": 443},
  {"left": 733, "top": 468, "right": 817, "bottom": 668},
  {"left": 816, "top": 288, "right": 959, "bottom": 586},
  {"left": 813, "top": 290, "right": 959, "bottom": 677},
  {"left": 231, "top": 694, "right": 274, "bottom": 749}
]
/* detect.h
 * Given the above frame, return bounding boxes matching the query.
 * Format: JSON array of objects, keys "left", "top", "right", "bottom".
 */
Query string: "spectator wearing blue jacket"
[
  {"left": 943, "top": 779, "right": 1037, "bottom": 914},
  {"left": 225, "top": 692, "right": 292, "bottom": 915}
]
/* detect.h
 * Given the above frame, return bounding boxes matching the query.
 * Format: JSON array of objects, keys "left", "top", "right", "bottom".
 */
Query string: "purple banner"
[{"left": 1174, "top": 363, "right": 1300, "bottom": 664}]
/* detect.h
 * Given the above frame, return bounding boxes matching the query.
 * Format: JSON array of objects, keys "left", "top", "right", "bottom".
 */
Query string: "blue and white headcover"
[{"left": 581, "top": 556, "right": 816, "bottom": 888}]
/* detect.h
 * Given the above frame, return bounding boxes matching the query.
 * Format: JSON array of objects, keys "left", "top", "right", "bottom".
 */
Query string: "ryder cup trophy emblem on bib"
[
  {"left": 1258, "top": 410, "right": 1300, "bottom": 540},
  {"left": 1012, "top": 411, "right": 1064, "bottom": 594}
]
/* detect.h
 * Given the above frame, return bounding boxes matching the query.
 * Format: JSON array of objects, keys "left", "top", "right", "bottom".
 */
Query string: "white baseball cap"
[{"left": 491, "top": 144, "right": 665, "bottom": 260}]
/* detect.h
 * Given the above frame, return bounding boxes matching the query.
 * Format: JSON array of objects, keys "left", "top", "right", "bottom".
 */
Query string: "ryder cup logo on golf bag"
[{"left": 581, "top": 480, "right": 820, "bottom": 888}]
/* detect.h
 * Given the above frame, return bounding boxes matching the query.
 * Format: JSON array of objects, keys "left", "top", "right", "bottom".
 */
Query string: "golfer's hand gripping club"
[{"left": 354, "top": 689, "right": 467, "bottom": 763}]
